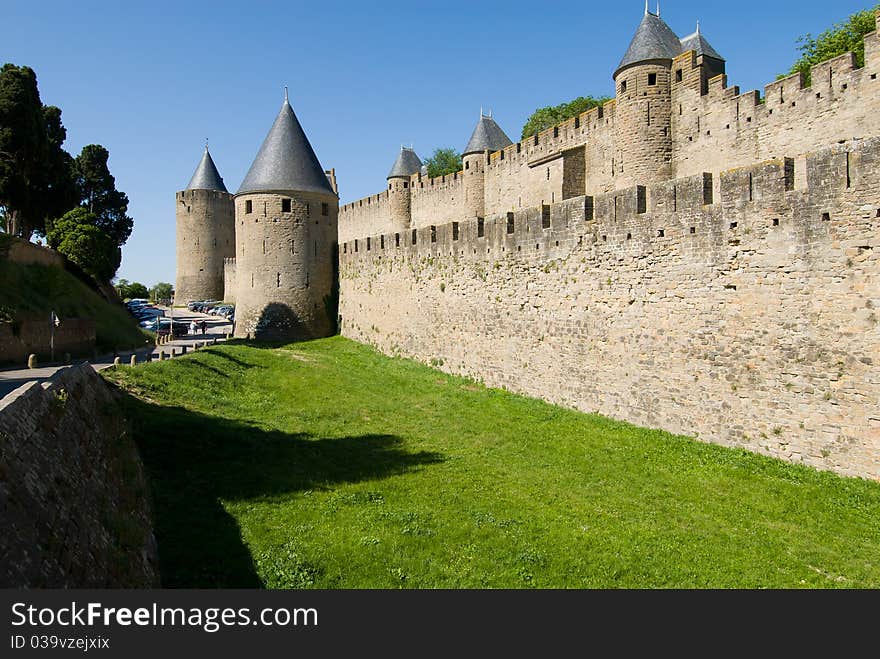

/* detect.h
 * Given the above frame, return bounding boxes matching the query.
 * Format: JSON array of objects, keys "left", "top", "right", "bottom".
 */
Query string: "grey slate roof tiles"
[
  {"left": 387, "top": 147, "right": 423, "bottom": 179},
  {"left": 463, "top": 114, "right": 514, "bottom": 155},
  {"left": 237, "top": 99, "right": 336, "bottom": 197},
  {"left": 616, "top": 12, "right": 683, "bottom": 76},
  {"left": 680, "top": 27, "right": 724, "bottom": 61},
  {"left": 185, "top": 146, "right": 228, "bottom": 192}
]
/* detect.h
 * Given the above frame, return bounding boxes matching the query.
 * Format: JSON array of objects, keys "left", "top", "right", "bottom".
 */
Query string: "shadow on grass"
[{"left": 116, "top": 392, "right": 444, "bottom": 588}]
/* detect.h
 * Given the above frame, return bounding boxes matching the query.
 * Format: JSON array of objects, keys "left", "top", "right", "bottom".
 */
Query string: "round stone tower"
[
  {"left": 613, "top": 8, "right": 679, "bottom": 188},
  {"left": 233, "top": 93, "right": 338, "bottom": 341},
  {"left": 462, "top": 112, "right": 513, "bottom": 218},
  {"left": 175, "top": 145, "right": 235, "bottom": 304},
  {"left": 387, "top": 147, "right": 422, "bottom": 232}
]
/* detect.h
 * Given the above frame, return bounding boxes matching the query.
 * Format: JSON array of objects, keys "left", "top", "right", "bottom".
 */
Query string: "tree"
[
  {"left": 114, "top": 278, "right": 149, "bottom": 300},
  {"left": 782, "top": 6, "right": 879, "bottom": 85},
  {"left": 47, "top": 207, "right": 121, "bottom": 281},
  {"left": 150, "top": 282, "right": 174, "bottom": 304},
  {"left": 0, "top": 64, "right": 47, "bottom": 238},
  {"left": 424, "top": 147, "right": 462, "bottom": 178},
  {"left": 73, "top": 144, "right": 133, "bottom": 246},
  {"left": 520, "top": 95, "right": 611, "bottom": 139}
]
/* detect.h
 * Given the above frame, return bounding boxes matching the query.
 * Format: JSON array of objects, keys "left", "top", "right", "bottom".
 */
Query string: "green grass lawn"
[{"left": 104, "top": 336, "right": 880, "bottom": 588}]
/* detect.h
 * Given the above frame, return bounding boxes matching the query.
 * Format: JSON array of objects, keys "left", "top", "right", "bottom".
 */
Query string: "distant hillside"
[{"left": 0, "top": 235, "right": 150, "bottom": 354}]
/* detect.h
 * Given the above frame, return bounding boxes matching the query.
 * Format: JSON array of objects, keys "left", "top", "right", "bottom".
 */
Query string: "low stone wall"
[
  {"left": 6, "top": 239, "right": 65, "bottom": 267},
  {"left": 0, "top": 315, "right": 96, "bottom": 365},
  {"left": 0, "top": 364, "right": 158, "bottom": 587}
]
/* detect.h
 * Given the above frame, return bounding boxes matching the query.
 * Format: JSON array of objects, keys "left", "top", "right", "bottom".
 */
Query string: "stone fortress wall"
[
  {"left": 335, "top": 11, "right": 880, "bottom": 480},
  {"left": 339, "top": 12, "right": 880, "bottom": 239}
]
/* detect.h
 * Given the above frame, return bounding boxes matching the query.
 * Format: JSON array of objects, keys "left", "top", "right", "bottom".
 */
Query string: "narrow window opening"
[
  {"left": 477, "top": 217, "right": 485, "bottom": 238},
  {"left": 380, "top": 235, "right": 385, "bottom": 249},
  {"left": 690, "top": 226, "right": 696, "bottom": 234},
  {"left": 354, "top": 239, "right": 358, "bottom": 252},
  {"left": 395, "top": 233, "right": 400, "bottom": 247},
  {"left": 846, "top": 151, "right": 851, "bottom": 188},
  {"left": 245, "top": 200, "right": 253, "bottom": 214},
  {"left": 541, "top": 205, "right": 550, "bottom": 229},
  {"left": 452, "top": 222, "right": 460, "bottom": 240},
  {"left": 321, "top": 203, "right": 329, "bottom": 216},
  {"left": 574, "top": 117, "right": 580, "bottom": 129},
  {"left": 465, "top": 161, "right": 470, "bottom": 170},
  {"left": 657, "top": 229, "right": 664, "bottom": 237},
  {"left": 748, "top": 173, "right": 753, "bottom": 201},
  {"left": 412, "top": 229, "right": 417, "bottom": 244},
  {"left": 282, "top": 198, "right": 291, "bottom": 212},
  {"left": 821, "top": 212, "right": 830, "bottom": 222},
  {"left": 636, "top": 186, "right": 647, "bottom": 214},
  {"left": 648, "top": 72, "right": 657, "bottom": 86},
  {"left": 729, "top": 222, "right": 738, "bottom": 230},
  {"left": 647, "top": 101, "right": 651, "bottom": 125},
  {"left": 277, "top": 272, "right": 281, "bottom": 288},
  {"left": 546, "top": 167, "right": 550, "bottom": 180},
  {"left": 772, "top": 218, "right": 779, "bottom": 226},
  {"left": 626, "top": 233, "right": 632, "bottom": 240},
  {"left": 430, "top": 225, "right": 437, "bottom": 243},
  {"left": 675, "top": 69, "right": 682, "bottom": 82},
  {"left": 506, "top": 212, "right": 515, "bottom": 234},
  {"left": 620, "top": 79, "right": 627, "bottom": 93}
]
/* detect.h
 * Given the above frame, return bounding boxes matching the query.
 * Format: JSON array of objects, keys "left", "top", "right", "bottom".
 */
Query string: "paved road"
[{"left": 0, "top": 307, "right": 234, "bottom": 400}]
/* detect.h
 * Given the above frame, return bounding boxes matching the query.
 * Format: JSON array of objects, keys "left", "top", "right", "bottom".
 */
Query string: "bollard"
[
  {"left": 113, "top": 356, "right": 121, "bottom": 366},
  {"left": 27, "top": 354, "right": 37, "bottom": 369},
  {"left": 159, "top": 351, "right": 166, "bottom": 361},
  {"left": 211, "top": 338, "right": 217, "bottom": 345},
  {"left": 181, "top": 346, "right": 187, "bottom": 355},
  {"left": 64, "top": 353, "right": 71, "bottom": 364},
  {"left": 130, "top": 354, "right": 137, "bottom": 366},
  {"left": 225, "top": 333, "right": 231, "bottom": 341}
]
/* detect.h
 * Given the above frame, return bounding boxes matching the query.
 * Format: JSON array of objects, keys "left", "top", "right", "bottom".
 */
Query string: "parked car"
[{"left": 143, "top": 318, "right": 189, "bottom": 337}]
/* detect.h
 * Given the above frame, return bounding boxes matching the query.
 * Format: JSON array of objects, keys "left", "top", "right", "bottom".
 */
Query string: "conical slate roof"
[
  {"left": 463, "top": 114, "right": 513, "bottom": 156},
  {"left": 680, "top": 25, "right": 724, "bottom": 61},
  {"left": 615, "top": 12, "right": 682, "bottom": 77},
  {"left": 387, "top": 147, "right": 423, "bottom": 179},
  {"left": 185, "top": 146, "right": 227, "bottom": 192},
  {"left": 237, "top": 98, "right": 335, "bottom": 196}
]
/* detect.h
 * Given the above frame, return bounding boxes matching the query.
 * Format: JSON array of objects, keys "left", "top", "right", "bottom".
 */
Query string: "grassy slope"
[
  {"left": 105, "top": 337, "right": 880, "bottom": 588},
  {"left": 0, "top": 257, "right": 150, "bottom": 354}
]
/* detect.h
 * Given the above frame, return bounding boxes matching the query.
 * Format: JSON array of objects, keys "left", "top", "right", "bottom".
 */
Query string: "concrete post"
[
  {"left": 27, "top": 354, "right": 37, "bottom": 369},
  {"left": 130, "top": 354, "right": 137, "bottom": 366},
  {"left": 113, "top": 357, "right": 121, "bottom": 366},
  {"left": 159, "top": 351, "right": 166, "bottom": 361}
]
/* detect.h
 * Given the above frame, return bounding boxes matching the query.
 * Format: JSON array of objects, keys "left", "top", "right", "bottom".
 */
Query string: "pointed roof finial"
[
  {"left": 696, "top": 19, "right": 700, "bottom": 34},
  {"left": 205, "top": 137, "right": 209, "bottom": 151},
  {"left": 283, "top": 85, "right": 289, "bottom": 103},
  {"left": 656, "top": 1, "right": 660, "bottom": 17},
  {"left": 645, "top": 0, "right": 649, "bottom": 15}
]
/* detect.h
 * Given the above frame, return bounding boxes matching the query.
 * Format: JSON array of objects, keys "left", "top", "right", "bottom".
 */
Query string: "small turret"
[
  {"left": 678, "top": 22, "right": 726, "bottom": 94},
  {"left": 175, "top": 145, "right": 235, "bottom": 304},
  {"left": 613, "top": 7, "right": 679, "bottom": 187},
  {"left": 387, "top": 147, "right": 422, "bottom": 232},
  {"left": 462, "top": 111, "right": 513, "bottom": 218},
  {"left": 233, "top": 92, "right": 338, "bottom": 341}
]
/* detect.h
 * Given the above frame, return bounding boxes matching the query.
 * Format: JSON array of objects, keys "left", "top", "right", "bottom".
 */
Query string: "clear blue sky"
[{"left": 4, "top": 0, "right": 874, "bottom": 286}]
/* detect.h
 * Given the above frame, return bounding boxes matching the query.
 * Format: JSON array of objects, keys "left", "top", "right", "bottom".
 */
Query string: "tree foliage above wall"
[
  {"left": 424, "top": 148, "right": 462, "bottom": 178},
  {"left": 781, "top": 5, "right": 879, "bottom": 85},
  {"left": 0, "top": 62, "right": 133, "bottom": 283},
  {"left": 520, "top": 96, "right": 611, "bottom": 140}
]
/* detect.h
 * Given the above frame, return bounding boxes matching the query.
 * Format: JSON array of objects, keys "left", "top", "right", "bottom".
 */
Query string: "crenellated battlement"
[{"left": 339, "top": 134, "right": 880, "bottom": 480}]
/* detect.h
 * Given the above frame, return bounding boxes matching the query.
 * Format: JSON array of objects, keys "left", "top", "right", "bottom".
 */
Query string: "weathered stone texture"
[
  {"left": 0, "top": 365, "right": 158, "bottom": 587},
  {"left": 339, "top": 138, "right": 880, "bottom": 481},
  {"left": 233, "top": 191, "right": 338, "bottom": 340},
  {"left": 175, "top": 188, "right": 235, "bottom": 304}
]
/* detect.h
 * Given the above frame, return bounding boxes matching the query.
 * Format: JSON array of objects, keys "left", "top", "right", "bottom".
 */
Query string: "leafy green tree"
[
  {"left": 115, "top": 278, "right": 149, "bottom": 300},
  {"left": 521, "top": 95, "right": 611, "bottom": 139},
  {"left": 74, "top": 144, "right": 133, "bottom": 246},
  {"left": 47, "top": 207, "right": 120, "bottom": 281},
  {"left": 782, "top": 6, "right": 879, "bottom": 85},
  {"left": 424, "top": 147, "right": 462, "bottom": 178},
  {"left": 150, "top": 282, "right": 174, "bottom": 304},
  {"left": 0, "top": 64, "right": 79, "bottom": 239}
]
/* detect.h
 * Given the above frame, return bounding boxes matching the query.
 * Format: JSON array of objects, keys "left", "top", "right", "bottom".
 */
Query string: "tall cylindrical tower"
[
  {"left": 175, "top": 146, "right": 235, "bottom": 304},
  {"left": 462, "top": 112, "right": 513, "bottom": 218},
  {"left": 613, "top": 9, "right": 679, "bottom": 188},
  {"left": 387, "top": 147, "right": 422, "bottom": 232},
  {"left": 233, "top": 95, "right": 338, "bottom": 341}
]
